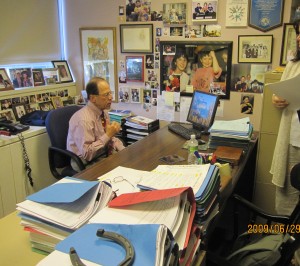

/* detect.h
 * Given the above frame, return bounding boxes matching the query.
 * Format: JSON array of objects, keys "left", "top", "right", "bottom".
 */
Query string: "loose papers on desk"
[
  {"left": 37, "top": 223, "right": 177, "bottom": 266},
  {"left": 16, "top": 177, "right": 114, "bottom": 229},
  {"left": 89, "top": 187, "right": 196, "bottom": 251}
]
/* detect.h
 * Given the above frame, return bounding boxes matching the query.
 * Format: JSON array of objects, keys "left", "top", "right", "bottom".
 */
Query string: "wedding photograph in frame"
[
  {"left": 280, "top": 23, "right": 297, "bottom": 66},
  {"left": 120, "top": 24, "right": 153, "bottom": 53},
  {"left": 126, "top": 56, "right": 144, "bottom": 82},
  {"left": 0, "top": 68, "right": 14, "bottom": 91},
  {"left": 80, "top": 27, "right": 118, "bottom": 101},
  {"left": 238, "top": 35, "right": 273, "bottom": 63},
  {"left": 160, "top": 40, "right": 233, "bottom": 99},
  {"left": 52, "top": 60, "right": 73, "bottom": 83}
]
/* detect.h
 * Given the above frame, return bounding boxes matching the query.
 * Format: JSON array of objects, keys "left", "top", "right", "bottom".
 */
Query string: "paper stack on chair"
[
  {"left": 16, "top": 177, "right": 114, "bottom": 254},
  {"left": 208, "top": 117, "right": 253, "bottom": 150}
]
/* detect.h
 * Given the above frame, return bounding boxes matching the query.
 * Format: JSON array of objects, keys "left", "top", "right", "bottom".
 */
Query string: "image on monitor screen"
[{"left": 186, "top": 90, "right": 219, "bottom": 133}]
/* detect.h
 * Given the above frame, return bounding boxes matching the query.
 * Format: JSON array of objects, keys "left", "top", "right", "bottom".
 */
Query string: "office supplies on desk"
[
  {"left": 17, "top": 177, "right": 114, "bottom": 229},
  {"left": 89, "top": 187, "right": 196, "bottom": 251},
  {"left": 37, "top": 223, "right": 178, "bottom": 266}
]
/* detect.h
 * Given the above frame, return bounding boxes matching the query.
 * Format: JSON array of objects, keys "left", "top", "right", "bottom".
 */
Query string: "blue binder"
[{"left": 55, "top": 223, "right": 176, "bottom": 266}]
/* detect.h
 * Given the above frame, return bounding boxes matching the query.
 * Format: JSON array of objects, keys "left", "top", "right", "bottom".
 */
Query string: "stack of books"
[
  {"left": 122, "top": 115, "right": 160, "bottom": 145},
  {"left": 108, "top": 109, "right": 131, "bottom": 123},
  {"left": 208, "top": 117, "right": 253, "bottom": 150},
  {"left": 16, "top": 177, "right": 114, "bottom": 254}
]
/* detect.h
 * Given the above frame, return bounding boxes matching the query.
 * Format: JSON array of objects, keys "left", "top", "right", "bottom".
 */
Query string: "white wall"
[{"left": 63, "top": 0, "right": 292, "bottom": 130}]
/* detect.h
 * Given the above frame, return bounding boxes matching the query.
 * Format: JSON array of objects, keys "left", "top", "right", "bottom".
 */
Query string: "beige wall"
[{"left": 63, "top": 0, "right": 292, "bottom": 129}]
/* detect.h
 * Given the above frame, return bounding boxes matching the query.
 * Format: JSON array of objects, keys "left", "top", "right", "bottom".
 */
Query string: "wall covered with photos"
[{"left": 64, "top": 0, "right": 295, "bottom": 130}]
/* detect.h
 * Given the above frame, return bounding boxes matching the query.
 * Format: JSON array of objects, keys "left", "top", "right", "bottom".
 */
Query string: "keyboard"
[{"left": 168, "top": 123, "right": 202, "bottom": 140}]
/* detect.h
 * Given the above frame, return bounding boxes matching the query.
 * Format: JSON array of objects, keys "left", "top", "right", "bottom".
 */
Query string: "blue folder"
[
  {"left": 56, "top": 223, "right": 174, "bottom": 266},
  {"left": 27, "top": 176, "right": 99, "bottom": 203}
]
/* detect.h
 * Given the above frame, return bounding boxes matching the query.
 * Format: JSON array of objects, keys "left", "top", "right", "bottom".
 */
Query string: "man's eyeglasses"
[{"left": 99, "top": 91, "right": 112, "bottom": 97}]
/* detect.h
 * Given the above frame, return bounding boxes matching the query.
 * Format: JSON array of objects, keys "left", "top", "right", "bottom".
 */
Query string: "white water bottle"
[{"left": 187, "top": 134, "right": 198, "bottom": 165}]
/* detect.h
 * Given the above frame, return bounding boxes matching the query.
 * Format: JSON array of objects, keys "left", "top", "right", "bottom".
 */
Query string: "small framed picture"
[
  {"left": 12, "top": 104, "right": 27, "bottom": 121},
  {"left": 0, "top": 109, "right": 16, "bottom": 122},
  {"left": 51, "top": 96, "right": 63, "bottom": 109},
  {"left": 39, "top": 101, "right": 54, "bottom": 111},
  {"left": 32, "top": 68, "right": 45, "bottom": 86},
  {"left": 130, "top": 88, "right": 141, "bottom": 103},
  {"left": 0, "top": 68, "right": 14, "bottom": 91},
  {"left": 51, "top": 60, "right": 73, "bottom": 83},
  {"left": 9, "top": 68, "right": 33, "bottom": 88},
  {"left": 126, "top": 56, "right": 144, "bottom": 82},
  {"left": 42, "top": 68, "right": 60, "bottom": 84},
  {"left": 280, "top": 23, "right": 296, "bottom": 66},
  {"left": 238, "top": 35, "right": 273, "bottom": 63},
  {"left": 192, "top": 0, "right": 218, "bottom": 22}
]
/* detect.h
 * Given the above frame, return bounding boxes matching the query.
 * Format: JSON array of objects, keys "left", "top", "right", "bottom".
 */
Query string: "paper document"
[{"left": 268, "top": 73, "right": 300, "bottom": 110}]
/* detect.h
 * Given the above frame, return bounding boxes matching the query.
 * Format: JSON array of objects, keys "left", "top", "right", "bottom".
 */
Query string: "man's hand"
[
  {"left": 105, "top": 121, "right": 121, "bottom": 138},
  {"left": 272, "top": 94, "right": 289, "bottom": 109}
]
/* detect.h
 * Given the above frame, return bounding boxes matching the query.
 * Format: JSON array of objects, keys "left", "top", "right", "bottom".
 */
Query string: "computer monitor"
[{"left": 186, "top": 90, "right": 219, "bottom": 134}]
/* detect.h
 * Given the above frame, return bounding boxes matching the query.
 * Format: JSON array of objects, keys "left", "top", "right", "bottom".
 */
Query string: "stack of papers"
[
  {"left": 16, "top": 177, "right": 114, "bottom": 253},
  {"left": 208, "top": 117, "right": 253, "bottom": 149},
  {"left": 108, "top": 109, "right": 131, "bottom": 123},
  {"left": 37, "top": 223, "right": 178, "bottom": 266}
]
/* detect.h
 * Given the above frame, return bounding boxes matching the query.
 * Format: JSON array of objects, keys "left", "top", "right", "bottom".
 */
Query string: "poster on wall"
[
  {"left": 225, "top": 0, "right": 248, "bottom": 27},
  {"left": 249, "top": 0, "right": 284, "bottom": 32},
  {"left": 79, "top": 27, "right": 117, "bottom": 102}
]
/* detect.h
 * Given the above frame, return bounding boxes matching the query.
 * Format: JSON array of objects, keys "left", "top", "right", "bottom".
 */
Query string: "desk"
[{"left": 0, "top": 126, "right": 257, "bottom": 266}]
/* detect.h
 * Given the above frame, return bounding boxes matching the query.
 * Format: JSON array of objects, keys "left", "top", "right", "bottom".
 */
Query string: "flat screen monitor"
[{"left": 186, "top": 90, "right": 219, "bottom": 134}]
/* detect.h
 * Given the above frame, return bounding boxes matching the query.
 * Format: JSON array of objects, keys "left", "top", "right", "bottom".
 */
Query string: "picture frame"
[
  {"left": 130, "top": 88, "right": 141, "bottom": 103},
  {"left": 126, "top": 56, "right": 144, "bottom": 82},
  {"left": 280, "top": 23, "right": 296, "bottom": 66},
  {"left": 162, "top": 3, "right": 187, "bottom": 25},
  {"left": 32, "top": 68, "right": 45, "bottom": 87},
  {"left": 160, "top": 40, "right": 233, "bottom": 99},
  {"left": 12, "top": 103, "right": 27, "bottom": 121},
  {"left": 80, "top": 27, "right": 118, "bottom": 102},
  {"left": 238, "top": 35, "right": 273, "bottom": 64},
  {"left": 0, "top": 68, "right": 14, "bottom": 91},
  {"left": 192, "top": 0, "right": 218, "bottom": 22},
  {"left": 42, "top": 68, "right": 60, "bottom": 84},
  {"left": 0, "top": 109, "right": 16, "bottom": 122},
  {"left": 51, "top": 60, "right": 73, "bottom": 83},
  {"left": 9, "top": 68, "right": 33, "bottom": 88},
  {"left": 51, "top": 96, "right": 63, "bottom": 109},
  {"left": 120, "top": 24, "right": 153, "bottom": 53},
  {"left": 39, "top": 101, "right": 54, "bottom": 111}
]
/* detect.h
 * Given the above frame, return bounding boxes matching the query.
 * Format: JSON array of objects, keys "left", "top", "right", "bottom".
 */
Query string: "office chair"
[
  {"left": 206, "top": 162, "right": 300, "bottom": 266},
  {"left": 45, "top": 105, "right": 85, "bottom": 179}
]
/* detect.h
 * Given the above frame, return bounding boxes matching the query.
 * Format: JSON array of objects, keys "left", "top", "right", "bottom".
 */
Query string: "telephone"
[{"left": 0, "top": 118, "right": 30, "bottom": 135}]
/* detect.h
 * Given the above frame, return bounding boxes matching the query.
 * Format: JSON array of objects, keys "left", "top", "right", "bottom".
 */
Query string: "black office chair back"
[{"left": 45, "top": 105, "right": 82, "bottom": 168}]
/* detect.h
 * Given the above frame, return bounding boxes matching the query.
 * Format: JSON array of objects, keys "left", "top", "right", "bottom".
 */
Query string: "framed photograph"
[
  {"left": 130, "top": 88, "right": 141, "bottom": 103},
  {"left": 51, "top": 96, "right": 63, "bottom": 109},
  {"left": 126, "top": 56, "right": 144, "bottom": 82},
  {"left": 9, "top": 68, "right": 33, "bottom": 88},
  {"left": 42, "top": 68, "right": 59, "bottom": 84},
  {"left": 162, "top": 3, "right": 187, "bottom": 25},
  {"left": 238, "top": 35, "right": 273, "bottom": 63},
  {"left": 160, "top": 40, "right": 233, "bottom": 99},
  {"left": 52, "top": 60, "right": 73, "bottom": 83},
  {"left": 120, "top": 24, "right": 153, "bottom": 53},
  {"left": 192, "top": 0, "right": 218, "bottom": 22},
  {"left": 12, "top": 103, "right": 27, "bottom": 121},
  {"left": 32, "top": 68, "right": 45, "bottom": 86},
  {"left": 80, "top": 27, "right": 117, "bottom": 102},
  {"left": 0, "top": 68, "right": 14, "bottom": 91},
  {"left": 0, "top": 109, "right": 16, "bottom": 122},
  {"left": 39, "top": 101, "right": 54, "bottom": 111},
  {"left": 280, "top": 23, "right": 296, "bottom": 66}
]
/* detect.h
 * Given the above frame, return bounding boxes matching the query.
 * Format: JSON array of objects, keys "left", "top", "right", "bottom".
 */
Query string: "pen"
[
  {"left": 69, "top": 247, "right": 86, "bottom": 266},
  {"left": 194, "top": 151, "right": 203, "bottom": 164}
]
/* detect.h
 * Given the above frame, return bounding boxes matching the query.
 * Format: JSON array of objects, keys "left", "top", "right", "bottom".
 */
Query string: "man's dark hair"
[{"left": 86, "top": 77, "right": 106, "bottom": 99}]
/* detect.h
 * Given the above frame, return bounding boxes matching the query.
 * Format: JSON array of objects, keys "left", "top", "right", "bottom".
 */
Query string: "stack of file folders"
[
  {"left": 16, "top": 177, "right": 114, "bottom": 254},
  {"left": 208, "top": 117, "right": 253, "bottom": 150}
]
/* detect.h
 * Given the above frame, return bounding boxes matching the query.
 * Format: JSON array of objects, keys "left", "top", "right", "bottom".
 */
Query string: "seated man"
[{"left": 67, "top": 77, "right": 125, "bottom": 171}]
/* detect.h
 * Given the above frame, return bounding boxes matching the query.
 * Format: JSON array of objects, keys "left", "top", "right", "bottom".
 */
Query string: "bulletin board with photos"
[{"left": 160, "top": 41, "right": 233, "bottom": 99}]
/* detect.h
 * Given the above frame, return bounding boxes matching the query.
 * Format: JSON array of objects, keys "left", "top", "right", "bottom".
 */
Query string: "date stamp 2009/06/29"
[{"left": 248, "top": 224, "right": 300, "bottom": 234}]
